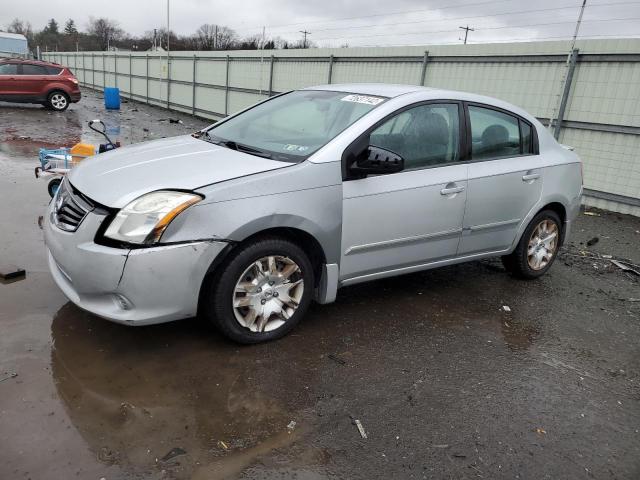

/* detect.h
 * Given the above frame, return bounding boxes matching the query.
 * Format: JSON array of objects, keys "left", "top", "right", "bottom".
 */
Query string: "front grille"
[{"left": 52, "top": 179, "right": 95, "bottom": 232}]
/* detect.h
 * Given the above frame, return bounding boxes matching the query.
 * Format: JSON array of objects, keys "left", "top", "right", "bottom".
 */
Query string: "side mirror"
[{"left": 349, "top": 145, "right": 404, "bottom": 178}]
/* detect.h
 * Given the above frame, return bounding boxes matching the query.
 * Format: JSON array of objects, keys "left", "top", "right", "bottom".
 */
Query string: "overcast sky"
[{"left": 3, "top": 0, "right": 640, "bottom": 47}]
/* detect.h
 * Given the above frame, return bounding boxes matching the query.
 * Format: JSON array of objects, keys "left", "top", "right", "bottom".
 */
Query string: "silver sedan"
[{"left": 44, "top": 84, "right": 583, "bottom": 343}]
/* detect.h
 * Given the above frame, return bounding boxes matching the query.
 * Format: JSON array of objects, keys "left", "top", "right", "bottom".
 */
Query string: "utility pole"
[
  {"left": 549, "top": 0, "right": 587, "bottom": 137},
  {"left": 299, "top": 30, "right": 311, "bottom": 48},
  {"left": 459, "top": 25, "right": 474, "bottom": 44}
]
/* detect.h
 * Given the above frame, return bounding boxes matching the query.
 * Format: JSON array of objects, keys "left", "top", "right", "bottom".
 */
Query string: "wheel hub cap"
[
  {"left": 232, "top": 255, "right": 304, "bottom": 333},
  {"left": 527, "top": 219, "right": 559, "bottom": 271}
]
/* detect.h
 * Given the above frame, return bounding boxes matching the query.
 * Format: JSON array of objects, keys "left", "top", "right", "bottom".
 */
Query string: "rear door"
[
  {"left": 458, "top": 103, "right": 542, "bottom": 255},
  {"left": 0, "top": 63, "right": 21, "bottom": 98},
  {"left": 17, "top": 63, "right": 51, "bottom": 99},
  {"left": 340, "top": 102, "right": 468, "bottom": 282}
]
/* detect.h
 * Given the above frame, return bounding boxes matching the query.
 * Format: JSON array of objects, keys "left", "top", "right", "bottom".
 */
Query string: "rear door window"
[
  {"left": 468, "top": 105, "right": 522, "bottom": 160},
  {"left": 20, "top": 64, "right": 49, "bottom": 75},
  {"left": 0, "top": 64, "right": 18, "bottom": 74}
]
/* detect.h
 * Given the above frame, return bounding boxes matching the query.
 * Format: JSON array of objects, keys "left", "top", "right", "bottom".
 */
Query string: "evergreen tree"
[
  {"left": 44, "top": 18, "right": 59, "bottom": 34},
  {"left": 64, "top": 19, "right": 78, "bottom": 35}
]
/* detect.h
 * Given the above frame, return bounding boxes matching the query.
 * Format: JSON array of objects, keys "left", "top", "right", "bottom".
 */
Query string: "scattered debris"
[
  {"left": 628, "top": 298, "right": 640, "bottom": 302},
  {"left": 0, "top": 265, "right": 26, "bottom": 281},
  {"left": 216, "top": 440, "right": 229, "bottom": 451},
  {"left": 143, "top": 128, "right": 150, "bottom": 133},
  {"left": 502, "top": 305, "right": 511, "bottom": 312},
  {"left": 37, "top": 215, "right": 44, "bottom": 230},
  {"left": 583, "top": 211, "right": 601, "bottom": 217},
  {"left": 161, "top": 447, "right": 187, "bottom": 462},
  {"left": 610, "top": 260, "right": 640, "bottom": 276},
  {"left": 352, "top": 418, "right": 367, "bottom": 439},
  {"left": 287, "top": 420, "right": 297, "bottom": 431},
  {"left": 327, "top": 353, "right": 346, "bottom": 365},
  {"left": 169, "top": 118, "right": 183, "bottom": 124},
  {"left": 432, "top": 444, "right": 450, "bottom": 449},
  {"left": 586, "top": 237, "right": 599, "bottom": 247},
  {"left": 535, "top": 427, "right": 547, "bottom": 435},
  {"left": 453, "top": 453, "right": 467, "bottom": 458},
  {"left": 0, "top": 372, "right": 18, "bottom": 383}
]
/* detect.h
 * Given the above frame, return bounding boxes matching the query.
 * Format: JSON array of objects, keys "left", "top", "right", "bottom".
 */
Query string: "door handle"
[
  {"left": 440, "top": 184, "right": 465, "bottom": 196},
  {"left": 522, "top": 173, "right": 540, "bottom": 182}
]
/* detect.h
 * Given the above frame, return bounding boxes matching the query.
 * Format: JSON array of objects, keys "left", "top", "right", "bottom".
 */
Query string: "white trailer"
[{"left": 0, "top": 32, "right": 29, "bottom": 58}]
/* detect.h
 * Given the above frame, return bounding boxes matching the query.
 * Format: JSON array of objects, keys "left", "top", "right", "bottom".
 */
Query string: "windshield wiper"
[{"left": 207, "top": 135, "right": 272, "bottom": 159}]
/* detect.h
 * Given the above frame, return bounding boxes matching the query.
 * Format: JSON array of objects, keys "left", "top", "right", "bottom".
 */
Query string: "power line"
[
  {"left": 228, "top": 0, "right": 640, "bottom": 35},
  {"left": 355, "top": 33, "right": 640, "bottom": 48},
  {"left": 302, "top": 17, "right": 640, "bottom": 43}
]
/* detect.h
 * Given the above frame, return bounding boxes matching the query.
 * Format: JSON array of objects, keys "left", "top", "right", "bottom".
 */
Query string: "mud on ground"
[{"left": 1, "top": 91, "right": 639, "bottom": 480}]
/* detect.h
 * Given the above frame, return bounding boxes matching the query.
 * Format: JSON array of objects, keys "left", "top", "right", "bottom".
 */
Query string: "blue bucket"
[{"left": 104, "top": 87, "right": 121, "bottom": 110}]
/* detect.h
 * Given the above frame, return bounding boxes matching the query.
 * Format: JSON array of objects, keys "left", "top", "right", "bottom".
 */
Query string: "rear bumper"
[{"left": 44, "top": 205, "right": 228, "bottom": 325}]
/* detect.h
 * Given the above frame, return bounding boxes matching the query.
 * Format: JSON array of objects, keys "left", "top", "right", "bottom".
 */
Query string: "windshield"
[{"left": 202, "top": 90, "right": 386, "bottom": 162}]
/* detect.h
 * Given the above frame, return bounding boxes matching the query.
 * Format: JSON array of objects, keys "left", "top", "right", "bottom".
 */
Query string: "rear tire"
[
  {"left": 203, "top": 237, "right": 314, "bottom": 344},
  {"left": 47, "top": 91, "right": 69, "bottom": 112},
  {"left": 502, "top": 210, "right": 562, "bottom": 279}
]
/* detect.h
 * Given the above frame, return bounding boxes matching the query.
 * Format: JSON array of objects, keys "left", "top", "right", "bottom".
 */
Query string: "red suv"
[{"left": 0, "top": 58, "right": 81, "bottom": 111}]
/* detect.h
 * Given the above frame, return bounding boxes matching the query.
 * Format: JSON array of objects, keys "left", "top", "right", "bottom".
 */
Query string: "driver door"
[{"left": 340, "top": 102, "right": 468, "bottom": 282}]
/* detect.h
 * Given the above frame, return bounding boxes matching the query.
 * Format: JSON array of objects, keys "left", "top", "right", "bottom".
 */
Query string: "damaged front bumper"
[{"left": 44, "top": 207, "right": 227, "bottom": 325}]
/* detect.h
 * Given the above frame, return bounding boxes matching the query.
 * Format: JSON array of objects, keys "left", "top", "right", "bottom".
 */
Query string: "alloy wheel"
[
  {"left": 51, "top": 93, "right": 67, "bottom": 110},
  {"left": 232, "top": 255, "right": 304, "bottom": 333},
  {"left": 527, "top": 219, "right": 559, "bottom": 270}
]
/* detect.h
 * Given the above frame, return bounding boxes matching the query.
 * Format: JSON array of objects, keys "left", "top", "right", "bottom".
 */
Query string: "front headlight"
[{"left": 104, "top": 191, "right": 202, "bottom": 245}]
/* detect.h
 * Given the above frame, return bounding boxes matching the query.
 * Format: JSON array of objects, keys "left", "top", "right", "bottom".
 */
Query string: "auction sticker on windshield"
[{"left": 341, "top": 94, "right": 384, "bottom": 105}]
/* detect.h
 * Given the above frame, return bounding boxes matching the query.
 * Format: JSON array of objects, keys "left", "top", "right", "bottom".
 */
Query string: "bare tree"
[
  {"left": 196, "top": 24, "right": 217, "bottom": 50},
  {"left": 87, "top": 17, "right": 123, "bottom": 50},
  {"left": 213, "top": 25, "right": 237, "bottom": 50}
]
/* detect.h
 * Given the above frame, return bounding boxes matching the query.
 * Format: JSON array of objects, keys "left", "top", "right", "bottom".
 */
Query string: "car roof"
[
  {"left": 0, "top": 58, "right": 63, "bottom": 67},
  {"left": 303, "top": 83, "right": 433, "bottom": 98}
]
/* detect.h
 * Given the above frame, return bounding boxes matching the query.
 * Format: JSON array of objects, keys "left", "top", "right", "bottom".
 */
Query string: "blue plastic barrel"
[{"left": 104, "top": 87, "right": 121, "bottom": 110}]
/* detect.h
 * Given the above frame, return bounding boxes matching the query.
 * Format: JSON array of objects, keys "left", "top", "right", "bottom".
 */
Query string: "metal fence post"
[
  {"left": 166, "top": 53, "right": 171, "bottom": 110},
  {"left": 268, "top": 55, "right": 274, "bottom": 96},
  {"left": 225, "top": 55, "right": 230, "bottom": 116},
  {"left": 327, "top": 54, "right": 334, "bottom": 84},
  {"left": 192, "top": 54, "right": 197, "bottom": 115},
  {"left": 146, "top": 54, "right": 149, "bottom": 104},
  {"left": 553, "top": 48, "right": 579, "bottom": 140},
  {"left": 114, "top": 54, "right": 118, "bottom": 88},
  {"left": 129, "top": 53, "right": 132, "bottom": 99},
  {"left": 420, "top": 50, "right": 429, "bottom": 86}
]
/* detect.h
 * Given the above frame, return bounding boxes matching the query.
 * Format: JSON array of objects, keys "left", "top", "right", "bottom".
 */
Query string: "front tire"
[
  {"left": 502, "top": 210, "right": 562, "bottom": 279},
  {"left": 47, "top": 91, "right": 70, "bottom": 112},
  {"left": 203, "top": 237, "right": 314, "bottom": 344}
]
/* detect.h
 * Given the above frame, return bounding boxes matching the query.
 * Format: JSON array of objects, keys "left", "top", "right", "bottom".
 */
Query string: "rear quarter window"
[{"left": 45, "top": 66, "right": 63, "bottom": 75}]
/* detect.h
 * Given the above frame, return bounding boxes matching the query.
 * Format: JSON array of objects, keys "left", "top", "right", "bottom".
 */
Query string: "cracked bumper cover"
[{"left": 44, "top": 209, "right": 228, "bottom": 325}]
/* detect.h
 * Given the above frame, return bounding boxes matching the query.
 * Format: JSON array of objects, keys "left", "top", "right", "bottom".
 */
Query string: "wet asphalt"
[{"left": 1, "top": 91, "right": 639, "bottom": 480}]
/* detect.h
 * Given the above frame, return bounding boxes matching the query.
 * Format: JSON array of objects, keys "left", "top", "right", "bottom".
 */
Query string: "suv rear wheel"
[
  {"left": 47, "top": 91, "right": 69, "bottom": 111},
  {"left": 203, "top": 237, "right": 314, "bottom": 344}
]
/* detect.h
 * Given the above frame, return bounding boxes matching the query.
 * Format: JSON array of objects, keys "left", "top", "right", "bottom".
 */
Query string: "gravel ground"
[{"left": 1, "top": 91, "right": 639, "bottom": 480}]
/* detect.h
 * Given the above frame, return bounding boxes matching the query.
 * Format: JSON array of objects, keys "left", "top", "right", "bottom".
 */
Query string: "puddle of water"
[{"left": 50, "top": 303, "right": 310, "bottom": 478}]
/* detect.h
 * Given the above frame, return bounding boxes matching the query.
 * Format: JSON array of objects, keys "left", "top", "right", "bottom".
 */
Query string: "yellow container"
[{"left": 70, "top": 143, "right": 96, "bottom": 163}]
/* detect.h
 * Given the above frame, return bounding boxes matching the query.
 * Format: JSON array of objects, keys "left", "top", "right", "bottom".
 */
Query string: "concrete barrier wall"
[{"left": 43, "top": 39, "right": 640, "bottom": 215}]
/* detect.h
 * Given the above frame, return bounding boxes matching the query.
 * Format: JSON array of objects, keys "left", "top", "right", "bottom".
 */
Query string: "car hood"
[{"left": 68, "top": 135, "right": 292, "bottom": 208}]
